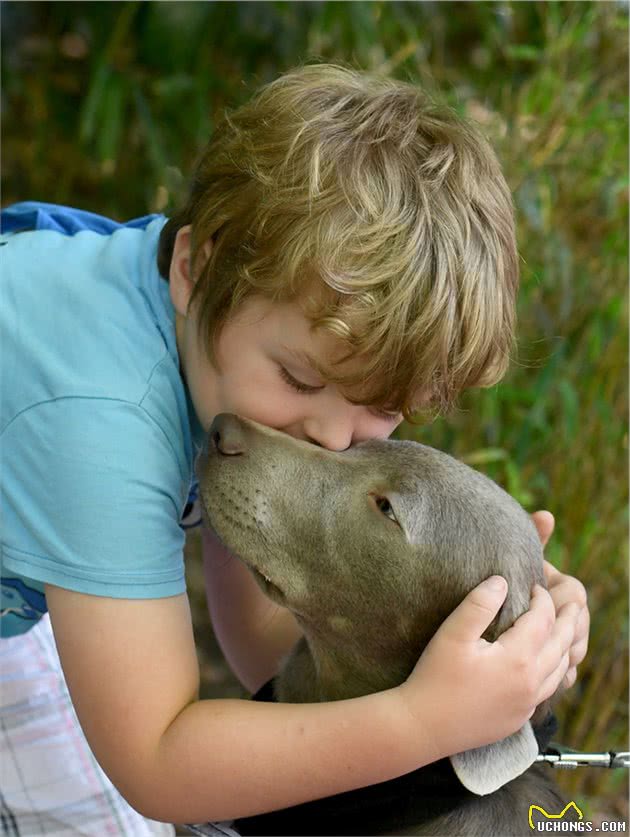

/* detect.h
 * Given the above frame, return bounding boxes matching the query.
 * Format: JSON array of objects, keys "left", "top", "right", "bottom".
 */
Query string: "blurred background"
[{"left": 2, "top": 0, "right": 628, "bottom": 825}]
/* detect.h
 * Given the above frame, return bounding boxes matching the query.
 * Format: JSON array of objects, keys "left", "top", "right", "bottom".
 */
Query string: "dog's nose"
[{"left": 210, "top": 413, "right": 247, "bottom": 456}]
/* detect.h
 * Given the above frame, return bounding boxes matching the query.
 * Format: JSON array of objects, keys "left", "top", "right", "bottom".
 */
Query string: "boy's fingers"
[
  {"left": 569, "top": 630, "right": 589, "bottom": 669},
  {"left": 570, "top": 603, "right": 590, "bottom": 665},
  {"left": 537, "top": 652, "right": 571, "bottom": 703},
  {"left": 543, "top": 559, "right": 563, "bottom": 587},
  {"left": 544, "top": 566, "right": 588, "bottom": 611},
  {"left": 499, "top": 585, "right": 555, "bottom": 653},
  {"left": 563, "top": 667, "right": 578, "bottom": 690},
  {"left": 439, "top": 576, "right": 508, "bottom": 642},
  {"left": 537, "top": 602, "right": 580, "bottom": 680},
  {"left": 531, "top": 510, "right": 555, "bottom": 547}
]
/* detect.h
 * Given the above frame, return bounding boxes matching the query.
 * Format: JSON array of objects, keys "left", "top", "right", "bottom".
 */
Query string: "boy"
[{"left": 1, "top": 64, "right": 588, "bottom": 835}]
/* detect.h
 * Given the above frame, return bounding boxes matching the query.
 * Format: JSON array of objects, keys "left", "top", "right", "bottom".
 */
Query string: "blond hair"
[{"left": 158, "top": 62, "right": 518, "bottom": 419}]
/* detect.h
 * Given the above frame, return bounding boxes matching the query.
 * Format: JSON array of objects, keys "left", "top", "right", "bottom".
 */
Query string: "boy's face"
[{"left": 170, "top": 228, "right": 402, "bottom": 451}]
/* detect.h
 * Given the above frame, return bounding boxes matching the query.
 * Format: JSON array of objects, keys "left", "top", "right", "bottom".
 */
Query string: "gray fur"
[{"left": 198, "top": 414, "right": 572, "bottom": 836}]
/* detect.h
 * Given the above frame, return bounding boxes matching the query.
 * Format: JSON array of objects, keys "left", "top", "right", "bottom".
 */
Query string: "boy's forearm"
[
  {"left": 149, "top": 687, "right": 437, "bottom": 824},
  {"left": 202, "top": 525, "right": 302, "bottom": 692}
]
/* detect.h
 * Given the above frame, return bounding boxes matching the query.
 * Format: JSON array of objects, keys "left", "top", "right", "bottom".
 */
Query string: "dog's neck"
[
  {"left": 277, "top": 632, "right": 554, "bottom": 735},
  {"left": 276, "top": 634, "right": 415, "bottom": 703}
]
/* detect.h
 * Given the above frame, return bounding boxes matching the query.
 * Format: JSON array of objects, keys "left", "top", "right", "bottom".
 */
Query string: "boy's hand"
[
  {"left": 397, "top": 577, "right": 579, "bottom": 760},
  {"left": 531, "top": 510, "right": 590, "bottom": 688}
]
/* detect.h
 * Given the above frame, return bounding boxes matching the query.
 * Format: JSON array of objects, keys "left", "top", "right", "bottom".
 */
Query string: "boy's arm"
[
  {"left": 201, "top": 525, "right": 302, "bottom": 692},
  {"left": 45, "top": 579, "right": 576, "bottom": 825}
]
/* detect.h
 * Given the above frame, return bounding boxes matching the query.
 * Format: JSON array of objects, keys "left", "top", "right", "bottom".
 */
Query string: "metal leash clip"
[{"left": 536, "top": 748, "right": 630, "bottom": 769}]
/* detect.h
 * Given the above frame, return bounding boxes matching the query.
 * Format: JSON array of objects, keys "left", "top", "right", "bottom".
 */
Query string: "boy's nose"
[
  {"left": 210, "top": 413, "right": 246, "bottom": 455},
  {"left": 302, "top": 418, "right": 353, "bottom": 451}
]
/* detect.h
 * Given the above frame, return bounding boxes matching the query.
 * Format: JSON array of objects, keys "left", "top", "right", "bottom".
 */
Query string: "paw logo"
[{"left": 528, "top": 800, "right": 583, "bottom": 830}]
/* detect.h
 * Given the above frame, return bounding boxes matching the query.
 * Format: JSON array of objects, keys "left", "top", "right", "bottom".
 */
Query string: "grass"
[{"left": 2, "top": 0, "right": 627, "bottom": 821}]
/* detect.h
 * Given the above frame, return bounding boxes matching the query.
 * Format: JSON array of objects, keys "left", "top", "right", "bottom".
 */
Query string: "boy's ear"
[{"left": 169, "top": 225, "right": 213, "bottom": 317}]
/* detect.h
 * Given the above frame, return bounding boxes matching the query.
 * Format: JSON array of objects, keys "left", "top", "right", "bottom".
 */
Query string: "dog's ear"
[{"left": 450, "top": 721, "right": 538, "bottom": 795}]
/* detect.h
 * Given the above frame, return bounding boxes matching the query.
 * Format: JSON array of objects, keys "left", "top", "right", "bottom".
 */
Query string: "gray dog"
[{"left": 197, "top": 413, "right": 574, "bottom": 836}]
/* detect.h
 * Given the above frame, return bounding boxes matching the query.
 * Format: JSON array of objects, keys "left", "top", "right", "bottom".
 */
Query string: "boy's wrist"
[{"left": 391, "top": 681, "right": 446, "bottom": 767}]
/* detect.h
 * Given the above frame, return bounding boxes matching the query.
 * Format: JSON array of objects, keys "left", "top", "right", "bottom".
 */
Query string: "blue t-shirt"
[{"left": 1, "top": 202, "right": 206, "bottom": 637}]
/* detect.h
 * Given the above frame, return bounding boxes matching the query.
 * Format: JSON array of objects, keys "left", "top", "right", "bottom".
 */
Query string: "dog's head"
[{"left": 198, "top": 413, "right": 548, "bottom": 795}]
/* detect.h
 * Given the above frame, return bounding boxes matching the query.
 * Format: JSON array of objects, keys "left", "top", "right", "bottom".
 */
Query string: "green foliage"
[{"left": 2, "top": 0, "right": 627, "bottom": 818}]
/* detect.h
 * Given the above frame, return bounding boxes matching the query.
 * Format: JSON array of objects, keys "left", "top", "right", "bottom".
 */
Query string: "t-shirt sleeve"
[{"left": 1, "top": 397, "right": 188, "bottom": 598}]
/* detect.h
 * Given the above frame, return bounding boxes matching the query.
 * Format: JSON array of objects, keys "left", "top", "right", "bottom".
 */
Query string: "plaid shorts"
[{"left": 0, "top": 613, "right": 175, "bottom": 837}]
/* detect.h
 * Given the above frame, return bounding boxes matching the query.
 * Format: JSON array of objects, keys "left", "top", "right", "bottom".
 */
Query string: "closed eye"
[
  {"left": 369, "top": 407, "right": 402, "bottom": 422},
  {"left": 278, "top": 365, "right": 325, "bottom": 394},
  {"left": 278, "top": 364, "right": 402, "bottom": 428}
]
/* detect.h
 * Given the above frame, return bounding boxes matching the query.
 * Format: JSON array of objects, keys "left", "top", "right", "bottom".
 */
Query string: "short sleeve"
[{"left": 1, "top": 397, "right": 188, "bottom": 598}]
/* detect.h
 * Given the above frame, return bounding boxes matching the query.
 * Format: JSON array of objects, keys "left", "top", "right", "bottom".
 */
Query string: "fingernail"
[{"left": 487, "top": 576, "right": 507, "bottom": 592}]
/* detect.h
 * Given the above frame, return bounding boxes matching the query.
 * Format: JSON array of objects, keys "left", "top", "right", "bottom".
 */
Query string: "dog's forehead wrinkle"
[
  {"left": 401, "top": 455, "right": 539, "bottom": 547},
  {"left": 354, "top": 439, "right": 428, "bottom": 473}
]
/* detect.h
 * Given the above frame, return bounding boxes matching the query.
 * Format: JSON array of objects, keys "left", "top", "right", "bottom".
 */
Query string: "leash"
[{"left": 536, "top": 747, "right": 630, "bottom": 769}]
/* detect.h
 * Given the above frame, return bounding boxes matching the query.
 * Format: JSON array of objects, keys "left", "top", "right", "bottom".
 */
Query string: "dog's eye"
[{"left": 373, "top": 495, "right": 398, "bottom": 524}]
